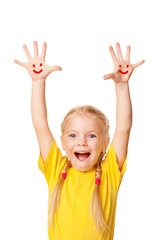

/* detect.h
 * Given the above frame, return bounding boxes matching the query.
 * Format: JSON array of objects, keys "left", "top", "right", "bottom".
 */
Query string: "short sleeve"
[
  {"left": 38, "top": 140, "right": 66, "bottom": 187},
  {"left": 103, "top": 142, "right": 127, "bottom": 192}
]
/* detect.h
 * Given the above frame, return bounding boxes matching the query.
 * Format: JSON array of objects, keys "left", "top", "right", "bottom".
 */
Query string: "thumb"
[
  {"left": 49, "top": 65, "right": 62, "bottom": 72},
  {"left": 103, "top": 73, "right": 113, "bottom": 80}
]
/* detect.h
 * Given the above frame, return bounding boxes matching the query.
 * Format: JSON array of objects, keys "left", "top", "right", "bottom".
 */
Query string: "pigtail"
[
  {"left": 48, "top": 160, "right": 71, "bottom": 227},
  {"left": 90, "top": 153, "right": 109, "bottom": 233}
]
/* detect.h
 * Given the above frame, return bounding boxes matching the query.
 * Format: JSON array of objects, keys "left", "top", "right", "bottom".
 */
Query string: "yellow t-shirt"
[{"left": 38, "top": 140, "right": 127, "bottom": 240}]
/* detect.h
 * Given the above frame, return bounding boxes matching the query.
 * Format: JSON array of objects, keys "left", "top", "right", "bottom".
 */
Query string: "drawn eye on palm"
[{"left": 103, "top": 43, "right": 144, "bottom": 83}]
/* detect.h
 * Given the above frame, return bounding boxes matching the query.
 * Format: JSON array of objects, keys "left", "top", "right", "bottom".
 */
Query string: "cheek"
[
  {"left": 90, "top": 140, "right": 103, "bottom": 153},
  {"left": 62, "top": 140, "right": 75, "bottom": 153}
]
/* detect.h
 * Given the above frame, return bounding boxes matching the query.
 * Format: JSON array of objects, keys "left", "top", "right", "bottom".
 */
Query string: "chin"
[
  {"left": 70, "top": 154, "right": 97, "bottom": 172},
  {"left": 73, "top": 162, "right": 94, "bottom": 172}
]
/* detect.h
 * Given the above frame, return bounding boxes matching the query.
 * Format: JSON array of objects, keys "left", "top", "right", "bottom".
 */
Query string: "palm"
[
  {"left": 103, "top": 43, "right": 144, "bottom": 83},
  {"left": 14, "top": 41, "right": 62, "bottom": 81}
]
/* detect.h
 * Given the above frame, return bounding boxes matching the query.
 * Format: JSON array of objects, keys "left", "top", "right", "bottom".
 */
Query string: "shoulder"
[{"left": 101, "top": 143, "right": 127, "bottom": 191}]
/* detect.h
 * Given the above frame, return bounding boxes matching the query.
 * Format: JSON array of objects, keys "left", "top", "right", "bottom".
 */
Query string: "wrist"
[
  {"left": 115, "top": 81, "right": 128, "bottom": 86},
  {"left": 115, "top": 82, "right": 129, "bottom": 90},
  {"left": 32, "top": 78, "right": 46, "bottom": 84}
]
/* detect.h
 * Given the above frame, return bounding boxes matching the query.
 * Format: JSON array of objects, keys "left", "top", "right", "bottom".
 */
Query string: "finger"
[
  {"left": 40, "top": 42, "right": 47, "bottom": 59},
  {"left": 109, "top": 45, "right": 118, "bottom": 63},
  {"left": 125, "top": 45, "right": 131, "bottom": 62},
  {"left": 23, "top": 45, "right": 32, "bottom": 60},
  {"left": 14, "top": 59, "right": 26, "bottom": 67},
  {"left": 49, "top": 65, "right": 62, "bottom": 73},
  {"left": 103, "top": 73, "right": 113, "bottom": 80},
  {"left": 33, "top": 41, "right": 39, "bottom": 58},
  {"left": 132, "top": 60, "right": 145, "bottom": 69},
  {"left": 116, "top": 42, "right": 124, "bottom": 61}
]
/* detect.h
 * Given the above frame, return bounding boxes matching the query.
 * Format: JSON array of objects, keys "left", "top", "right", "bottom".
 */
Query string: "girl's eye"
[
  {"left": 89, "top": 134, "right": 96, "bottom": 138},
  {"left": 69, "top": 134, "right": 76, "bottom": 138}
]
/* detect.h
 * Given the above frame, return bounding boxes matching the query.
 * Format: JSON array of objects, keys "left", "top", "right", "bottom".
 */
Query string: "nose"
[{"left": 77, "top": 136, "right": 87, "bottom": 146}]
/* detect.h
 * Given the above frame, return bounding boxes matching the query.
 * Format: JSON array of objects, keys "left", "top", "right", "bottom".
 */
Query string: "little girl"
[{"left": 14, "top": 42, "right": 144, "bottom": 240}]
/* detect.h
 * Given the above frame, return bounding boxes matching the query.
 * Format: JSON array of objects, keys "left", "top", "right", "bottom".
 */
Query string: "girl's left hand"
[{"left": 103, "top": 42, "right": 145, "bottom": 83}]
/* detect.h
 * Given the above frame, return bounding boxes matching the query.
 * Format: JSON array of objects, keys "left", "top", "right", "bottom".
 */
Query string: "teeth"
[{"left": 77, "top": 152, "right": 87, "bottom": 154}]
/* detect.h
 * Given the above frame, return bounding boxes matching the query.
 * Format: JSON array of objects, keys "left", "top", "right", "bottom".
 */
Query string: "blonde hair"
[
  {"left": 48, "top": 105, "right": 110, "bottom": 232},
  {"left": 61, "top": 105, "right": 109, "bottom": 139}
]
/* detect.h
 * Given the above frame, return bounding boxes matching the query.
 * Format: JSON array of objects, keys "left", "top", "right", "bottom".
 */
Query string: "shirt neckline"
[{"left": 69, "top": 165, "right": 95, "bottom": 176}]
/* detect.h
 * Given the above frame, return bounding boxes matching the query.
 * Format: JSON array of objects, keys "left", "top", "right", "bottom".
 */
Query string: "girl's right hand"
[{"left": 14, "top": 41, "right": 62, "bottom": 81}]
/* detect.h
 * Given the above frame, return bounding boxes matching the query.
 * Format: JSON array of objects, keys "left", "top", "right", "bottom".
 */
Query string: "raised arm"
[
  {"left": 103, "top": 43, "right": 144, "bottom": 170},
  {"left": 31, "top": 78, "right": 54, "bottom": 162},
  {"left": 14, "top": 41, "right": 62, "bottom": 162}
]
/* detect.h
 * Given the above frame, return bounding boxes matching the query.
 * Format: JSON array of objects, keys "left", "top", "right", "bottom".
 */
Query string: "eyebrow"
[{"left": 66, "top": 130, "right": 100, "bottom": 135}]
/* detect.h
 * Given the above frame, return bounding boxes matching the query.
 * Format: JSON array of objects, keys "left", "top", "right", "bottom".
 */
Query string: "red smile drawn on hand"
[
  {"left": 119, "top": 70, "right": 128, "bottom": 75},
  {"left": 33, "top": 69, "right": 43, "bottom": 74},
  {"left": 33, "top": 63, "right": 43, "bottom": 74}
]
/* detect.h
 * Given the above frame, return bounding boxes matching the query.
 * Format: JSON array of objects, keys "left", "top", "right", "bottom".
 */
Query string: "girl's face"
[{"left": 61, "top": 114, "right": 108, "bottom": 172}]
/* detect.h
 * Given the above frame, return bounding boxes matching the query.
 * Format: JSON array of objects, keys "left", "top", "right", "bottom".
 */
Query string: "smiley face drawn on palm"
[
  {"left": 14, "top": 41, "right": 62, "bottom": 81},
  {"left": 32, "top": 62, "right": 43, "bottom": 74},
  {"left": 103, "top": 43, "right": 144, "bottom": 83},
  {"left": 119, "top": 64, "right": 129, "bottom": 75}
]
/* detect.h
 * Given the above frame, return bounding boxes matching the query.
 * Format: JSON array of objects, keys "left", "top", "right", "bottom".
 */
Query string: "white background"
[{"left": 0, "top": 0, "right": 160, "bottom": 239}]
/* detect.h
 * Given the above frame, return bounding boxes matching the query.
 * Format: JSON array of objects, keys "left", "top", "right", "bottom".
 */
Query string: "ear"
[
  {"left": 102, "top": 137, "right": 110, "bottom": 153},
  {"left": 61, "top": 135, "right": 66, "bottom": 151}
]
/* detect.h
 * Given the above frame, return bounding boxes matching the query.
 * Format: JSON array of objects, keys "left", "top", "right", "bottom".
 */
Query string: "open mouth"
[
  {"left": 74, "top": 152, "right": 90, "bottom": 161},
  {"left": 119, "top": 70, "right": 128, "bottom": 75},
  {"left": 33, "top": 69, "right": 43, "bottom": 74}
]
